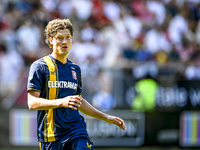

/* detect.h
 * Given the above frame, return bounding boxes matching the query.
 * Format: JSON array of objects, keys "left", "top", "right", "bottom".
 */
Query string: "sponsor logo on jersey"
[
  {"left": 72, "top": 71, "right": 77, "bottom": 80},
  {"left": 86, "top": 142, "right": 92, "bottom": 149},
  {"left": 48, "top": 81, "right": 78, "bottom": 90},
  {"left": 50, "top": 70, "right": 56, "bottom": 75}
]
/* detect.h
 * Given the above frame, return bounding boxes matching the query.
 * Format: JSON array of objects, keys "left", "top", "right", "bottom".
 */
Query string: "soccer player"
[{"left": 27, "top": 18, "right": 126, "bottom": 150}]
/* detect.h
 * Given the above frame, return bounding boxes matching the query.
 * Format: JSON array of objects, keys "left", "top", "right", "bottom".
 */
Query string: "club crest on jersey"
[{"left": 72, "top": 70, "right": 77, "bottom": 80}]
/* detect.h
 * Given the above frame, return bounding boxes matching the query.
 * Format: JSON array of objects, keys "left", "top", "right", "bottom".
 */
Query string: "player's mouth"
[{"left": 62, "top": 45, "right": 68, "bottom": 49}]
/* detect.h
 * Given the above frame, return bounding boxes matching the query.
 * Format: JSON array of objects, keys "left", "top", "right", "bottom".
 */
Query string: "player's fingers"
[
  {"left": 70, "top": 95, "right": 83, "bottom": 101},
  {"left": 69, "top": 102, "right": 81, "bottom": 107},
  {"left": 68, "top": 105, "right": 77, "bottom": 110},
  {"left": 115, "top": 118, "right": 126, "bottom": 130},
  {"left": 120, "top": 121, "right": 126, "bottom": 130},
  {"left": 70, "top": 99, "right": 82, "bottom": 105}
]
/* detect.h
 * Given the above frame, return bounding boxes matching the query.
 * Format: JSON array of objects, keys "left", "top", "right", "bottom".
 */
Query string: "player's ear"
[{"left": 49, "top": 37, "right": 53, "bottom": 45}]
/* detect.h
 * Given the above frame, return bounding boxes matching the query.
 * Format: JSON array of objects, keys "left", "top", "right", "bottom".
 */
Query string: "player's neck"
[{"left": 51, "top": 53, "right": 67, "bottom": 64}]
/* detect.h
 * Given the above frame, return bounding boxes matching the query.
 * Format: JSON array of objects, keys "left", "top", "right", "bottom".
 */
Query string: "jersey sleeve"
[
  {"left": 27, "top": 62, "right": 44, "bottom": 93},
  {"left": 76, "top": 69, "right": 83, "bottom": 95}
]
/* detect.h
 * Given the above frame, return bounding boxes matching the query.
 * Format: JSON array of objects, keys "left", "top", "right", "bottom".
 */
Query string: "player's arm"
[
  {"left": 28, "top": 90, "right": 82, "bottom": 110},
  {"left": 78, "top": 95, "right": 126, "bottom": 130}
]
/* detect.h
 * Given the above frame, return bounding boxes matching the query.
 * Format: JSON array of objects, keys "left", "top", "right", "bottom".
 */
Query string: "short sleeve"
[{"left": 27, "top": 62, "right": 44, "bottom": 93}]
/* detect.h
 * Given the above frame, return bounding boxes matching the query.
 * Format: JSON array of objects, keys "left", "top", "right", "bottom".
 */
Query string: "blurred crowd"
[{"left": 0, "top": 0, "right": 200, "bottom": 110}]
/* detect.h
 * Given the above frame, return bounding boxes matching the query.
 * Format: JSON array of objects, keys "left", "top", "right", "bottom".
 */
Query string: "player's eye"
[{"left": 57, "top": 37, "right": 63, "bottom": 40}]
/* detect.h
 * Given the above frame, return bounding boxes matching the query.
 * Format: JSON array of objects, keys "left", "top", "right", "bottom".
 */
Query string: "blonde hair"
[{"left": 44, "top": 18, "right": 74, "bottom": 48}]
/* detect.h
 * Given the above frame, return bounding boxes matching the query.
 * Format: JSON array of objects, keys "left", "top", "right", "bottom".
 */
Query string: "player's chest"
[{"left": 44, "top": 65, "right": 79, "bottom": 85}]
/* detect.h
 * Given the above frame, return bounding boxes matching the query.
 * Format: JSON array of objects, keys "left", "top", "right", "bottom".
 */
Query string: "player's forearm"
[
  {"left": 79, "top": 98, "right": 108, "bottom": 122},
  {"left": 28, "top": 93, "right": 62, "bottom": 110}
]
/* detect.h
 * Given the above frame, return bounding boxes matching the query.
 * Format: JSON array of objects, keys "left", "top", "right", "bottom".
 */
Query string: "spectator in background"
[
  {"left": 123, "top": 11, "right": 142, "bottom": 39},
  {"left": 80, "top": 21, "right": 98, "bottom": 43},
  {"left": 70, "top": 0, "right": 92, "bottom": 21},
  {"left": 144, "top": 25, "right": 172, "bottom": 54},
  {"left": 146, "top": 0, "right": 166, "bottom": 25},
  {"left": 0, "top": 42, "right": 24, "bottom": 99},
  {"left": 112, "top": 11, "right": 130, "bottom": 50},
  {"left": 184, "top": 18, "right": 200, "bottom": 47},
  {"left": 168, "top": 7, "right": 188, "bottom": 44},
  {"left": 131, "top": 0, "right": 155, "bottom": 27},
  {"left": 165, "top": 0, "right": 179, "bottom": 17},
  {"left": 185, "top": 54, "right": 200, "bottom": 80},
  {"left": 176, "top": 37, "right": 196, "bottom": 63},
  {"left": 90, "top": 0, "right": 110, "bottom": 28},
  {"left": 103, "top": 1, "right": 121, "bottom": 22},
  {"left": 101, "top": 22, "right": 122, "bottom": 68},
  {"left": 16, "top": 18, "right": 41, "bottom": 65},
  {"left": 41, "top": 0, "right": 59, "bottom": 13}
]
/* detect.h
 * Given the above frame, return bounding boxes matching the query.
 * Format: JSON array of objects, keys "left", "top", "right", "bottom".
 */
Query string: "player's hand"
[
  {"left": 61, "top": 95, "right": 83, "bottom": 110},
  {"left": 105, "top": 115, "right": 126, "bottom": 130}
]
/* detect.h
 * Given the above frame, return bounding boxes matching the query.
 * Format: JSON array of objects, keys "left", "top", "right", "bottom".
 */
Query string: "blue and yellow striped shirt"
[{"left": 27, "top": 55, "right": 88, "bottom": 142}]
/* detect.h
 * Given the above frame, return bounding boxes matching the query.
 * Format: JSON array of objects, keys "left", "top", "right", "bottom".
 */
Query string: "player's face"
[{"left": 50, "top": 29, "right": 72, "bottom": 56}]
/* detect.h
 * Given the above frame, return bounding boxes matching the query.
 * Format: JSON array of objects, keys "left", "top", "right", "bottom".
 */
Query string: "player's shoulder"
[
  {"left": 30, "top": 56, "right": 49, "bottom": 71},
  {"left": 67, "top": 59, "right": 81, "bottom": 70},
  {"left": 32, "top": 56, "right": 50, "bottom": 66}
]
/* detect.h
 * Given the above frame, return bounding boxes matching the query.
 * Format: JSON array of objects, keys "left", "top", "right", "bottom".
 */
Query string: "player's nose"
[{"left": 63, "top": 38, "right": 67, "bottom": 44}]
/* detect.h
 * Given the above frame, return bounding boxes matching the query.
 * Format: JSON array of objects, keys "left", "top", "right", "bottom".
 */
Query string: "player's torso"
[
  {"left": 40, "top": 56, "right": 80, "bottom": 99},
  {"left": 37, "top": 55, "right": 86, "bottom": 142}
]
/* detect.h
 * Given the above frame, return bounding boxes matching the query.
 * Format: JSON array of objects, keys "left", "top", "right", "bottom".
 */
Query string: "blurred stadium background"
[{"left": 0, "top": 0, "right": 200, "bottom": 149}]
